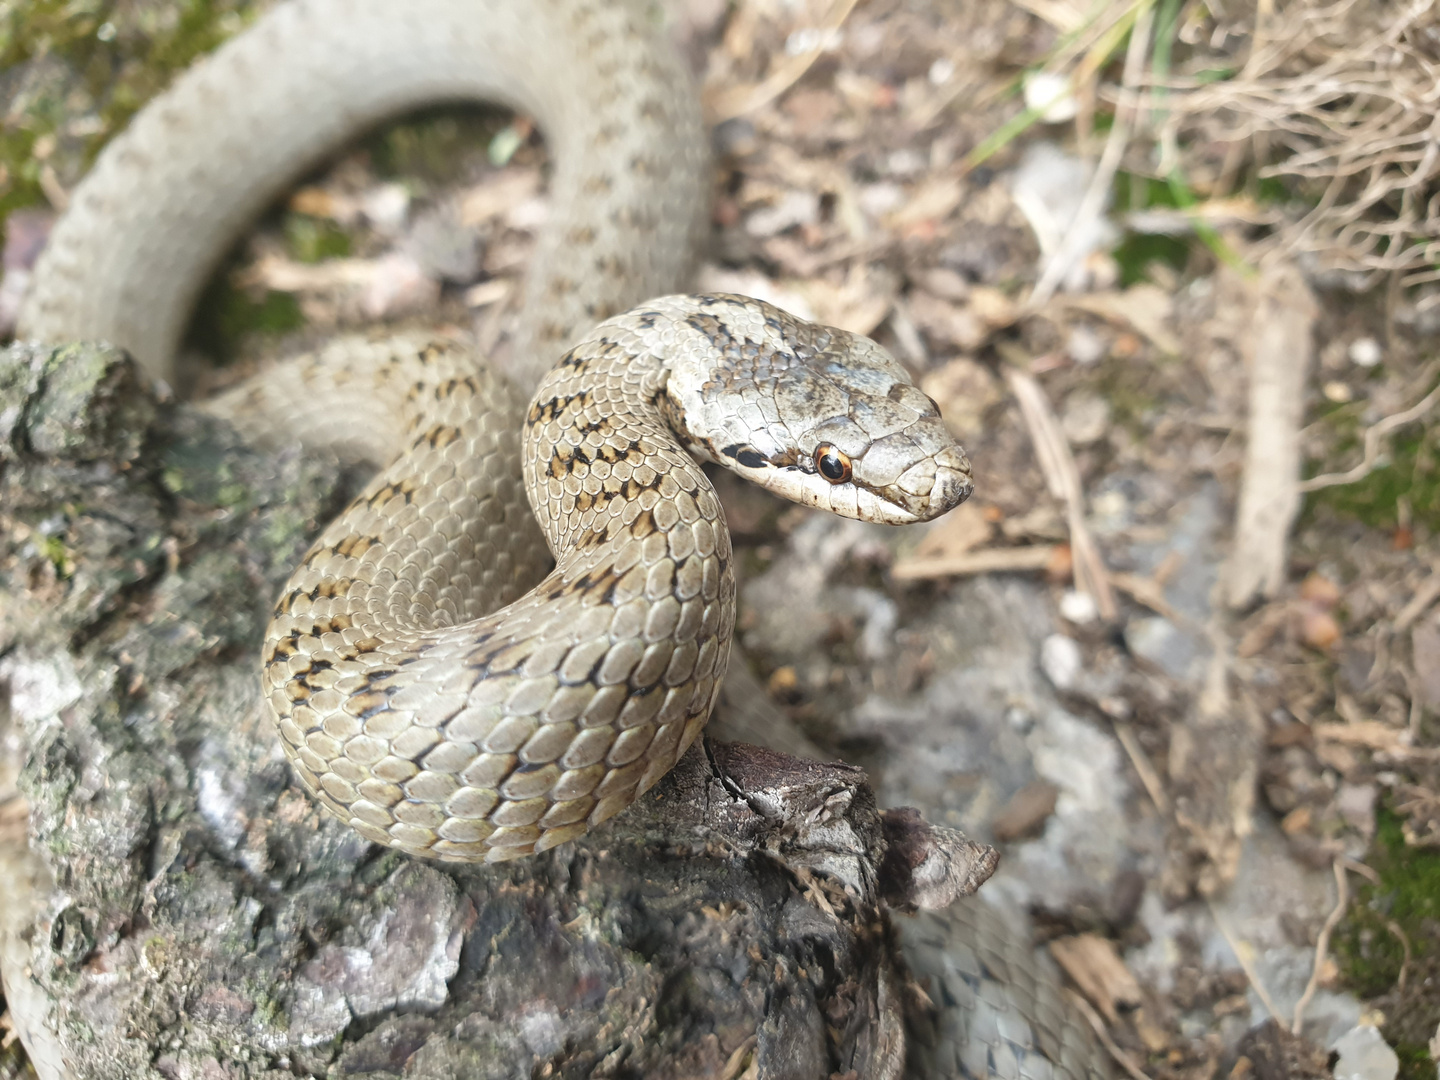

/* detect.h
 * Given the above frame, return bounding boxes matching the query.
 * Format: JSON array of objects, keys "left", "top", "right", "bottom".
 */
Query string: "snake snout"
[
  {"left": 931, "top": 444, "right": 974, "bottom": 513},
  {"left": 893, "top": 443, "right": 972, "bottom": 521}
]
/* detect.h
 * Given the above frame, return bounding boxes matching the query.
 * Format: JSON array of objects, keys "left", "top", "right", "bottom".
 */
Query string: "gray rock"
[
  {"left": 1040, "top": 633, "right": 1083, "bottom": 692},
  {"left": 1332, "top": 1025, "right": 1400, "bottom": 1080},
  {"left": 1124, "top": 615, "right": 1201, "bottom": 680}
]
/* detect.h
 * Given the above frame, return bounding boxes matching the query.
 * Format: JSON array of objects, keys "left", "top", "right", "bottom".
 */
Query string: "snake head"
[{"left": 664, "top": 296, "right": 973, "bottom": 525}]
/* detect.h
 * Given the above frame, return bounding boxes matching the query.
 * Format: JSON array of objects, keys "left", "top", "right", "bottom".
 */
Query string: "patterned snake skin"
[
  {"left": 14, "top": 2, "right": 1112, "bottom": 1077},
  {"left": 208, "top": 295, "right": 970, "bottom": 860}
]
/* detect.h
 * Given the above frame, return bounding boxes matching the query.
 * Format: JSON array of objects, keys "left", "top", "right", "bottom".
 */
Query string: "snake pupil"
[{"left": 815, "top": 444, "right": 851, "bottom": 483}]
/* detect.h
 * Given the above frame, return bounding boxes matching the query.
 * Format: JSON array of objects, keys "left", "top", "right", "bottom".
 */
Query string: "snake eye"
[{"left": 814, "top": 444, "right": 851, "bottom": 484}]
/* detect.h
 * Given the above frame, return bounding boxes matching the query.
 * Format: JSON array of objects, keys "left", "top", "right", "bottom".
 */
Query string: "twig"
[
  {"left": 1394, "top": 563, "right": 1440, "bottom": 632},
  {"left": 1223, "top": 261, "right": 1318, "bottom": 607},
  {"left": 1338, "top": 855, "right": 1380, "bottom": 885},
  {"left": 1293, "top": 858, "right": 1349, "bottom": 1035},
  {"left": 1029, "top": 3, "right": 1154, "bottom": 306},
  {"left": 1208, "top": 900, "right": 1287, "bottom": 1026},
  {"left": 1066, "top": 989, "right": 1156, "bottom": 1080},
  {"left": 1111, "top": 571, "right": 1185, "bottom": 626},
  {"left": 1386, "top": 919, "right": 1412, "bottom": 993},
  {"left": 1300, "top": 379, "right": 1440, "bottom": 493},
  {"left": 707, "top": 0, "right": 861, "bottom": 121},
  {"left": 1112, "top": 722, "right": 1170, "bottom": 814},
  {"left": 1006, "top": 369, "right": 1117, "bottom": 619},
  {"left": 890, "top": 544, "right": 1058, "bottom": 581}
]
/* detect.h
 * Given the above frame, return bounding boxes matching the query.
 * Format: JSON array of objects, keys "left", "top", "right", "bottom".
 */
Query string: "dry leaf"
[
  {"left": 907, "top": 290, "right": 987, "bottom": 351},
  {"left": 1051, "top": 284, "right": 1181, "bottom": 355},
  {"left": 1049, "top": 934, "right": 1142, "bottom": 1024},
  {"left": 886, "top": 175, "right": 963, "bottom": 229},
  {"left": 1312, "top": 721, "right": 1406, "bottom": 752},
  {"left": 991, "top": 779, "right": 1059, "bottom": 842},
  {"left": 458, "top": 169, "right": 542, "bottom": 226},
  {"left": 907, "top": 501, "right": 994, "bottom": 563}
]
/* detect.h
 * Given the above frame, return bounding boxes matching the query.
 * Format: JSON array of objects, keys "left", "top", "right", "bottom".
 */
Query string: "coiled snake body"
[
  {"left": 16, "top": 1, "right": 1108, "bottom": 1076},
  {"left": 239, "top": 296, "right": 969, "bottom": 860}
]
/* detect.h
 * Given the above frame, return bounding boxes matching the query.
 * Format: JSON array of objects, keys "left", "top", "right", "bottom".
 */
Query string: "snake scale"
[{"left": 15, "top": 2, "right": 1111, "bottom": 1077}]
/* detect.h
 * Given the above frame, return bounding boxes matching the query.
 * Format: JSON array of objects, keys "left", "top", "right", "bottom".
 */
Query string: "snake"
[{"left": 13, "top": 1, "right": 1110, "bottom": 1076}]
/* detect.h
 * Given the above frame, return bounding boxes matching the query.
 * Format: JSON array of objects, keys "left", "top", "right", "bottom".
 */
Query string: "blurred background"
[{"left": 1, "top": 1, "right": 1437, "bottom": 1077}]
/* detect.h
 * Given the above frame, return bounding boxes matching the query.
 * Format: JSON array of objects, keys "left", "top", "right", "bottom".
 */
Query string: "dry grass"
[{"left": 1021, "top": 0, "right": 1440, "bottom": 287}]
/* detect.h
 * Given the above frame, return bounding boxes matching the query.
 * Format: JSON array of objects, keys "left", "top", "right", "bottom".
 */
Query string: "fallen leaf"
[
  {"left": 919, "top": 357, "right": 1002, "bottom": 440},
  {"left": 1049, "top": 934, "right": 1142, "bottom": 1024},
  {"left": 991, "top": 779, "right": 1059, "bottom": 841},
  {"left": 1051, "top": 285, "right": 1181, "bottom": 355},
  {"left": 1312, "top": 721, "right": 1406, "bottom": 751},
  {"left": 458, "top": 169, "right": 542, "bottom": 226},
  {"left": 886, "top": 175, "right": 962, "bottom": 229}
]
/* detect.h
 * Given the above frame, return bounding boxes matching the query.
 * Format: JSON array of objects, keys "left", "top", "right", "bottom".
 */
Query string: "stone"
[
  {"left": 1040, "top": 633, "right": 1082, "bottom": 691},
  {"left": 1332, "top": 1025, "right": 1399, "bottom": 1080}
]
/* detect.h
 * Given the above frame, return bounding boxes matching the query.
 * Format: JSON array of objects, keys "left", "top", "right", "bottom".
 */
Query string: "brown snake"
[
  {"left": 14, "top": 1, "right": 1110, "bottom": 1076},
  {"left": 216, "top": 296, "right": 970, "bottom": 861}
]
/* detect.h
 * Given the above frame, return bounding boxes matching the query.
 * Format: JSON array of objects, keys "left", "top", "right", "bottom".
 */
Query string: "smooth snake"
[{"left": 14, "top": 1, "right": 1111, "bottom": 1077}]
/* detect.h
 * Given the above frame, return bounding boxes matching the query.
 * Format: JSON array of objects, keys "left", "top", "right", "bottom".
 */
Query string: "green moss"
[
  {"left": 0, "top": 1, "right": 260, "bottom": 222},
  {"left": 1114, "top": 172, "right": 1182, "bottom": 212},
  {"left": 1110, "top": 171, "right": 1195, "bottom": 286},
  {"left": 368, "top": 105, "right": 513, "bottom": 184},
  {"left": 1334, "top": 807, "right": 1440, "bottom": 1080},
  {"left": 185, "top": 272, "right": 304, "bottom": 361},
  {"left": 1113, "top": 232, "right": 1190, "bottom": 287},
  {"left": 1305, "top": 391, "right": 1440, "bottom": 530},
  {"left": 35, "top": 531, "right": 75, "bottom": 578},
  {"left": 284, "top": 213, "right": 351, "bottom": 263}
]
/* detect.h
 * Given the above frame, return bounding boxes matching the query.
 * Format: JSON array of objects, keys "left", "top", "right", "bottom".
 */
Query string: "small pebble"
[
  {"left": 1040, "top": 634, "right": 1082, "bottom": 692},
  {"left": 1059, "top": 590, "right": 1098, "bottom": 625},
  {"left": 1125, "top": 616, "right": 1200, "bottom": 679},
  {"left": 1348, "top": 337, "right": 1383, "bottom": 367},
  {"left": 1066, "top": 325, "right": 1106, "bottom": 366},
  {"left": 1323, "top": 380, "right": 1354, "bottom": 403},
  {"left": 1331, "top": 1025, "right": 1398, "bottom": 1080},
  {"left": 361, "top": 184, "right": 411, "bottom": 234},
  {"left": 1023, "top": 71, "right": 1078, "bottom": 123}
]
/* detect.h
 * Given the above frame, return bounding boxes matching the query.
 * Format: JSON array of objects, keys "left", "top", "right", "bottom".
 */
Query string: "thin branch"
[
  {"left": 1066, "top": 990, "right": 1156, "bottom": 1080},
  {"left": 1208, "top": 900, "right": 1288, "bottom": 1026},
  {"left": 1300, "top": 379, "right": 1440, "bottom": 493},
  {"left": 1292, "top": 858, "right": 1349, "bottom": 1035},
  {"left": 1006, "top": 369, "right": 1117, "bottom": 619}
]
